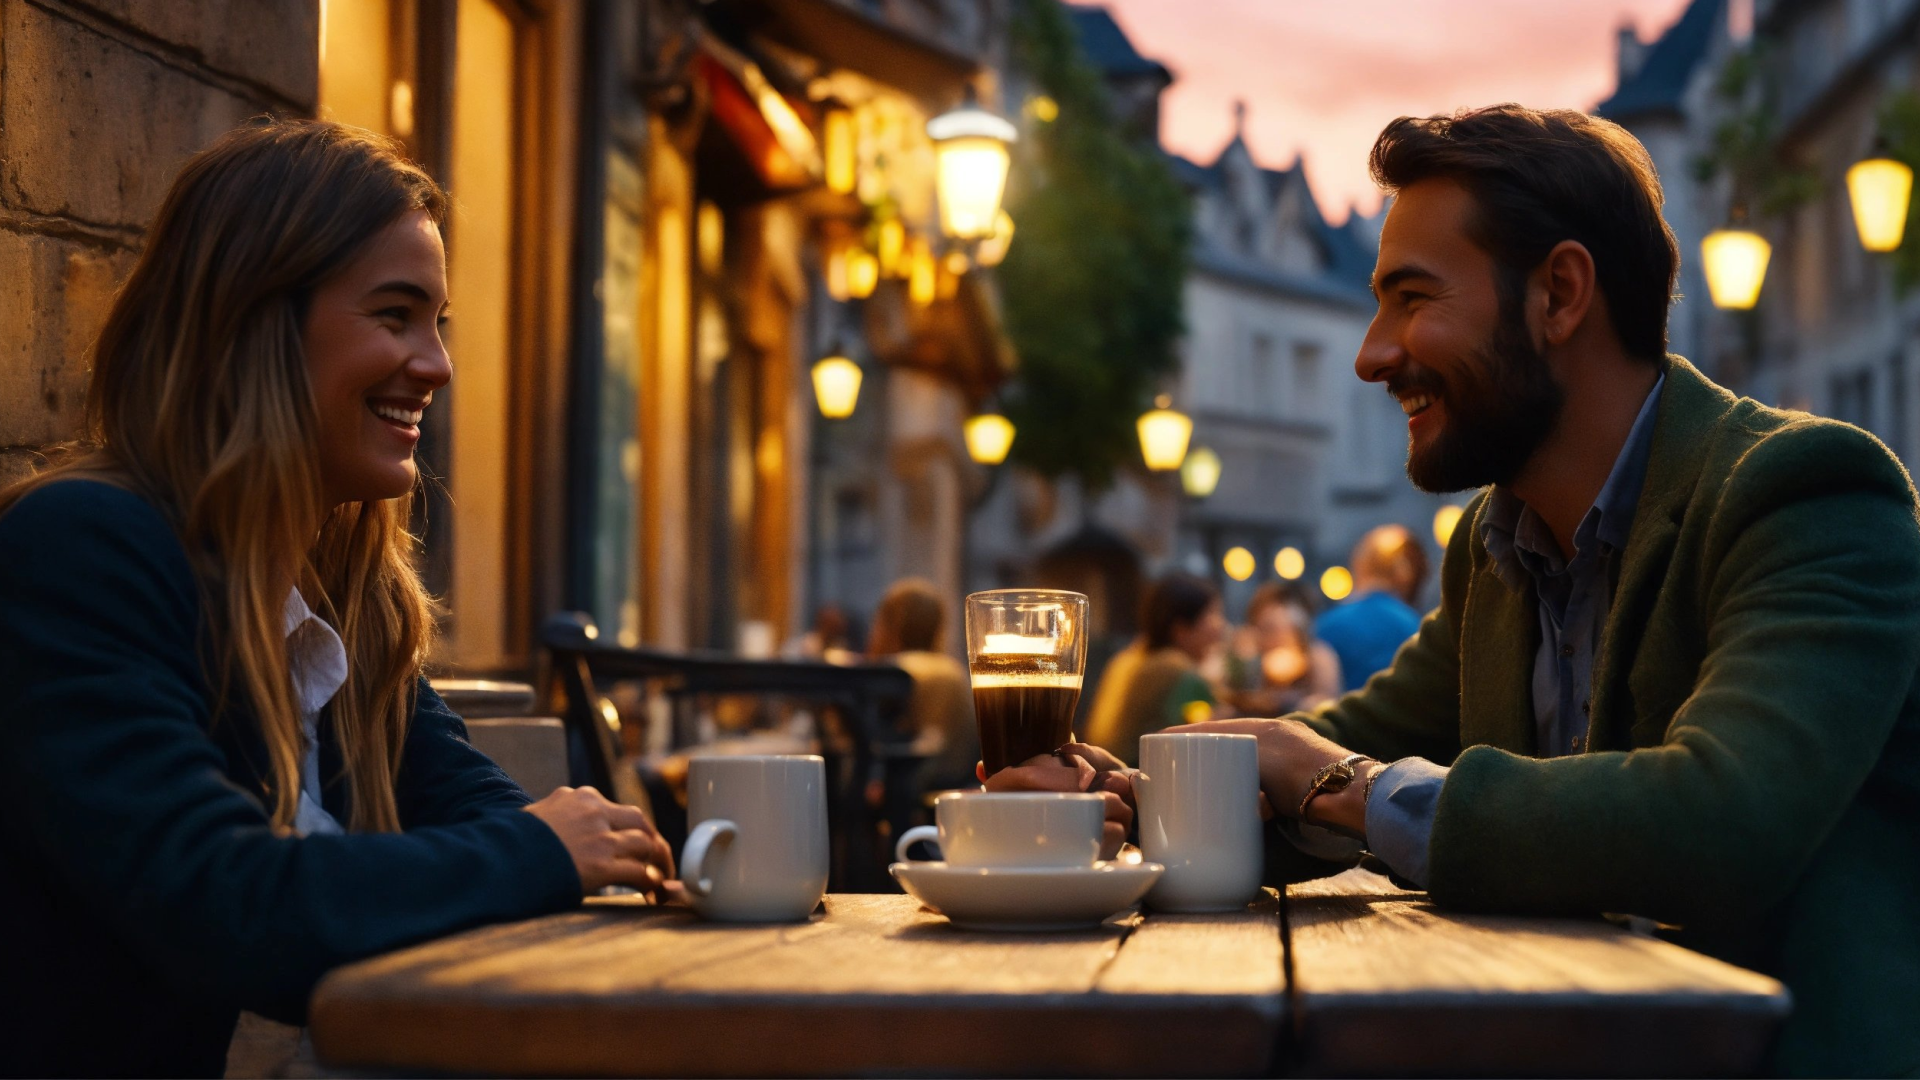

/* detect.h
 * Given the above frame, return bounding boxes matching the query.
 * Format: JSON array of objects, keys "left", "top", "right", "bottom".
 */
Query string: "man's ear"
[{"left": 1536, "top": 239, "right": 1597, "bottom": 346}]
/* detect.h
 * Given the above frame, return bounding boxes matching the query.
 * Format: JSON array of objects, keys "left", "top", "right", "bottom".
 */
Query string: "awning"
[{"left": 707, "top": 0, "right": 981, "bottom": 106}]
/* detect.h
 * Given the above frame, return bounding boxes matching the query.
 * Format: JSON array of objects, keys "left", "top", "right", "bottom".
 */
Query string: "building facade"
[{"left": 1605, "top": 0, "right": 1920, "bottom": 464}]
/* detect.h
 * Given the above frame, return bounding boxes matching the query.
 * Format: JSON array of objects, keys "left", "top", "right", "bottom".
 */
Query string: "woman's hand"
[
  {"left": 524, "top": 785, "right": 676, "bottom": 896},
  {"left": 975, "top": 743, "right": 1135, "bottom": 859}
]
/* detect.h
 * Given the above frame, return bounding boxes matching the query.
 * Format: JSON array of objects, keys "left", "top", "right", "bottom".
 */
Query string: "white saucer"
[{"left": 890, "top": 860, "right": 1165, "bottom": 931}]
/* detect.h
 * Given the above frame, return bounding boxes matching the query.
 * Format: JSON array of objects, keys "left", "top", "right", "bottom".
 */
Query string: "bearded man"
[{"left": 997, "top": 103, "right": 1918, "bottom": 1076}]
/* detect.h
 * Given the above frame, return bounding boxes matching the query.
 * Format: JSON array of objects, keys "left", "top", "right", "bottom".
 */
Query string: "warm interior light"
[
  {"left": 1848, "top": 156, "right": 1914, "bottom": 253},
  {"left": 1433, "top": 504, "right": 1465, "bottom": 548},
  {"left": 909, "top": 238, "right": 937, "bottom": 306},
  {"left": 877, "top": 218, "right": 906, "bottom": 276},
  {"left": 1137, "top": 406, "right": 1193, "bottom": 471},
  {"left": 389, "top": 80, "right": 415, "bottom": 138},
  {"left": 697, "top": 202, "right": 724, "bottom": 275},
  {"left": 1320, "top": 566, "right": 1354, "bottom": 602},
  {"left": 1275, "top": 547, "right": 1305, "bottom": 580},
  {"left": 974, "top": 210, "right": 1015, "bottom": 267},
  {"left": 929, "top": 98, "right": 1017, "bottom": 241},
  {"left": 826, "top": 244, "right": 851, "bottom": 301},
  {"left": 1180, "top": 446, "right": 1222, "bottom": 497},
  {"left": 1701, "top": 228, "right": 1771, "bottom": 310},
  {"left": 964, "top": 414, "right": 1016, "bottom": 465},
  {"left": 847, "top": 249, "right": 879, "bottom": 299},
  {"left": 824, "top": 108, "right": 856, "bottom": 195},
  {"left": 1223, "top": 546, "right": 1256, "bottom": 582},
  {"left": 812, "top": 356, "right": 862, "bottom": 419}
]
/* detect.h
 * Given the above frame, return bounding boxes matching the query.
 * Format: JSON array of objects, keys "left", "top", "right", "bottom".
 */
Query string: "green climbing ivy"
[
  {"left": 997, "top": 0, "right": 1191, "bottom": 492},
  {"left": 1689, "top": 48, "right": 1820, "bottom": 217}
]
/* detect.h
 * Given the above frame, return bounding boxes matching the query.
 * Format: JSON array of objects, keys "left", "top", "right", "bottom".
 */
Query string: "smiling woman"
[{"left": 0, "top": 120, "right": 673, "bottom": 1076}]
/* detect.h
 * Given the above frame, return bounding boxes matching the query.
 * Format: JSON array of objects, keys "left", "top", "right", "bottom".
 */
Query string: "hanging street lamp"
[
  {"left": 1701, "top": 211, "right": 1771, "bottom": 310},
  {"left": 964, "top": 414, "right": 1016, "bottom": 465},
  {"left": 1180, "top": 446, "right": 1221, "bottom": 498},
  {"left": 811, "top": 348, "right": 862, "bottom": 419},
  {"left": 928, "top": 91, "right": 1017, "bottom": 241},
  {"left": 1274, "top": 546, "right": 1305, "bottom": 580},
  {"left": 1847, "top": 150, "right": 1914, "bottom": 253},
  {"left": 1137, "top": 395, "right": 1193, "bottom": 471},
  {"left": 1222, "top": 546, "right": 1255, "bottom": 582}
]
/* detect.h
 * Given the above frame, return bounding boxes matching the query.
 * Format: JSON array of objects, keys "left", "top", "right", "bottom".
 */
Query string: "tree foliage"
[{"left": 997, "top": 0, "right": 1191, "bottom": 492}]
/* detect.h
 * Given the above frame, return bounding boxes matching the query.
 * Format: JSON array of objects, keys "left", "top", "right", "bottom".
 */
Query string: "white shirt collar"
[{"left": 283, "top": 587, "right": 349, "bottom": 717}]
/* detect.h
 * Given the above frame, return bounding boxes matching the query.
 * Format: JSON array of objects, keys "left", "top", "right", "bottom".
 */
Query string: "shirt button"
[
  {"left": 1573, "top": 735, "right": 1586, "bottom": 751},
  {"left": 1582, "top": 700, "right": 1591, "bottom": 715},
  {"left": 1561, "top": 643, "right": 1576, "bottom": 658}
]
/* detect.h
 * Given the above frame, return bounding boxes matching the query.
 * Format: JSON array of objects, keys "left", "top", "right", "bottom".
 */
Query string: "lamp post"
[
  {"left": 1137, "top": 395, "right": 1193, "bottom": 471},
  {"left": 1180, "top": 446, "right": 1221, "bottom": 498},
  {"left": 928, "top": 91, "right": 1017, "bottom": 242},
  {"left": 1848, "top": 149, "right": 1914, "bottom": 253},
  {"left": 811, "top": 348, "right": 862, "bottom": 419},
  {"left": 964, "top": 414, "right": 1016, "bottom": 466},
  {"left": 1701, "top": 209, "right": 1771, "bottom": 310}
]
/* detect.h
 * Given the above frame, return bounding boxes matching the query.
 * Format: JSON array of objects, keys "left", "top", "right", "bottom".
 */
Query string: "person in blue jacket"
[
  {"left": 0, "top": 119, "right": 675, "bottom": 1077},
  {"left": 1314, "top": 524, "right": 1429, "bottom": 691}
]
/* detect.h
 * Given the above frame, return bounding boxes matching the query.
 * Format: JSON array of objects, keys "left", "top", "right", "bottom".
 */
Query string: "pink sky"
[{"left": 1096, "top": 0, "right": 1699, "bottom": 224}]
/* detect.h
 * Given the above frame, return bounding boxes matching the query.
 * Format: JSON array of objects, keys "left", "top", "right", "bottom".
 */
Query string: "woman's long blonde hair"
[{"left": 0, "top": 119, "right": 447, "bottom": 833}]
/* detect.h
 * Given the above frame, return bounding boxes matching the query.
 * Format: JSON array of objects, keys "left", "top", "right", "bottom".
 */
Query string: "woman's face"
[{"left": 302, "top": 209, "right": 452, "bottom": 505}]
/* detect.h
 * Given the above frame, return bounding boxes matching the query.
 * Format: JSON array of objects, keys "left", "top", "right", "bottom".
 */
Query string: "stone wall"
[{"left": 0, "top": 0, "right": 316, "bottom": 482}]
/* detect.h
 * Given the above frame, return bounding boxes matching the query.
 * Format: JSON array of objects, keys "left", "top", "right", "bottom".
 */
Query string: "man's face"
[{"left": 1357, "top": 179, "right": 1562, "bottom": 493}]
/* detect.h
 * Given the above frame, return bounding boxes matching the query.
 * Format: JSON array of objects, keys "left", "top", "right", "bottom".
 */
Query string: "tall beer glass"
[{"left": 964, "top": 589, "right": 1089, "bottom": 776}]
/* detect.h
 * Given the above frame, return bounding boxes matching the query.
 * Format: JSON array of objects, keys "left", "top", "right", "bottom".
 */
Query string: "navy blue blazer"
[{"left": 0, "top": 481, "right": 581, "bottom": 1077}]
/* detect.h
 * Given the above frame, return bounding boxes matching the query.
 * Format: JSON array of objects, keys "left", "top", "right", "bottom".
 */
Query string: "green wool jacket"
[{"left": 1300, "top": 357, "right": 1920, "bottom": 1077}]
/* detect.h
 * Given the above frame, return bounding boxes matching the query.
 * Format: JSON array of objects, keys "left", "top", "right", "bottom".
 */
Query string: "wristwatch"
[{"left": 1298, "top": 753, "right": 1369, "bottom": 823}]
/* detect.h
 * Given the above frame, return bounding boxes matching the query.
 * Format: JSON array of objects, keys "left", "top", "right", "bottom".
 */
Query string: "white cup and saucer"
[{"left": 889, "top": 791, "right": 1163, "bottom": 931}]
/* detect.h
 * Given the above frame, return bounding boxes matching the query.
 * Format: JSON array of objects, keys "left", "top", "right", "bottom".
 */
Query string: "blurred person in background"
[
  {"left": 1316, "top": 525, "right": 1429, "bottom": 691},
  {"left": 784, "top": 602, "right": 861, "bottom": 665},
  {"left": 1225, "top": 582, "right": 1342, "bottom": 716},
  {"left": 867, "top": 579, "right": 977, "bottom": 794},
  {"left": 1083, "top": 573, "right": 1227, "bottom": 766}
]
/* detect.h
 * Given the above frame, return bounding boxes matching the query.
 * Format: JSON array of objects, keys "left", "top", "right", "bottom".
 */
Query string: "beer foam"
[{"left": 969, "top": 671, "right": 1083, "bottom": 690}]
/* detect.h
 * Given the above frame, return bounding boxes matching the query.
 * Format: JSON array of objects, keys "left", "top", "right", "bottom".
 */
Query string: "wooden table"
[{"left": 309, "top": 871, "right": 1788, "bottom": 1078}]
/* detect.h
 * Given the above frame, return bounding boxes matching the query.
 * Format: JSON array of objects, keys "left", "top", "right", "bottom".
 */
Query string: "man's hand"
[
  {"left": 1181, "top": 718, "right": 1377, "bottom": 833},
  {"left": 524, "top": 785, "right": 676, "bottom": 896},
  {"left": 975, "top": 743, "right": 1135, "bottom": 859}
]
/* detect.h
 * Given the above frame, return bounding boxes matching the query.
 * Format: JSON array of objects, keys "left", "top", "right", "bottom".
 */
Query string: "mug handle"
[
  {"left": 680, "top": 818, "right": 739, "bottom": 897},
  {"left": 894, "top": 824, "right": 940, "bottom": 865}
]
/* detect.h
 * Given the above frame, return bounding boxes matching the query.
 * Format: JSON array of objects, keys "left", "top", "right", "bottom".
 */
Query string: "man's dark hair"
[
  {"left": 1370, "top": 104, "right": 1677, "bottom": 362},
  {"left": 1142, "top": 572, "right": 1219, "bottom": 651}
]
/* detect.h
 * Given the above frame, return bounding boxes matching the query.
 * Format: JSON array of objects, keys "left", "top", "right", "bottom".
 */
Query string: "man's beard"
[{"left": 1393, "top": 306, "right": 1564, "bottom": 493}]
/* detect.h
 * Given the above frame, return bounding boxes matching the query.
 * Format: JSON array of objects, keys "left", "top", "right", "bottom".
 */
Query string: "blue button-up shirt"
[{"left": 1363, "top": 376, "right": 1665, "bottom": 886}]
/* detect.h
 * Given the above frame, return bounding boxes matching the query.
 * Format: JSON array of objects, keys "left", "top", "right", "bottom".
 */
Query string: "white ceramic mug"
[
  {"left": 1134, "top": 732, "right": 1264, "bottom": 911},
  {"left": 894, "top": 791, "right": 1105, "bottom": 869},
  {"left": 680, "top": 755, "right": 828, "bottom": 922}
]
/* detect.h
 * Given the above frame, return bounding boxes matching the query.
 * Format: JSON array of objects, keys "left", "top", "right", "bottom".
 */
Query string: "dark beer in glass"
[{"left": 965, "top": 590, "right": 1089, "bottom": 776}]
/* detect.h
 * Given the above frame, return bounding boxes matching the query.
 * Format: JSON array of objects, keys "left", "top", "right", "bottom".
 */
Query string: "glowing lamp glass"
[
  {"left": 1223, "top": 546, "right": 1256, "bottom": 582},
  {"left": 1701, "top": 229, "right": 1771, "bottom": 310},
  {"left": 1321, "top": 566, "right": 1354, "bottom": 602},
  {"left": 847, "top": 250, "right": 880, "bottom": 299},
  {"left": 1180, "top": 446, "right": 1222, "bottom": 497},
  {"left": 1847, "top": 157, "right": 1913, "bottom": 253},
  {"left": 929, "top": 102, "right": 1017, "bottom": 241},
  {"left": 1275, "top": 547, "right": 1305, "bottom": 580},
  {"left": 1137, "top": 408, "right": 1193, "bottom": 471},
  {"left": 964, "top": 414, "right": 1016, "bottom": 465},
  {"left": 824, "top": 109, "right": 856, "bottom": 195},
  {"left": 812, "top": 356, "right": 862, "bottom": 419}
]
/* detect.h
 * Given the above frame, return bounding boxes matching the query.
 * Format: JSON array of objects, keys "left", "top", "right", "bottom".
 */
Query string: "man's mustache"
[{"left": 1385, "top": 365, "right": 1447, "bottom": 402}]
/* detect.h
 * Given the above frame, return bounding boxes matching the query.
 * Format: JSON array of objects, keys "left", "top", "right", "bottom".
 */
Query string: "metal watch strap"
[{"left": 1298, "top": 753, "right": 1368, "bottom": 823}]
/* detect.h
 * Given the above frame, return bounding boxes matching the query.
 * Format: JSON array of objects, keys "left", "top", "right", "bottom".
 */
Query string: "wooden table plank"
[
  {"left": 309, "top": 893, "right": 1286, "bottom": 1078},
  {"left": 1283, "top": 869, "right": 1790, "bottom": 1077}
]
